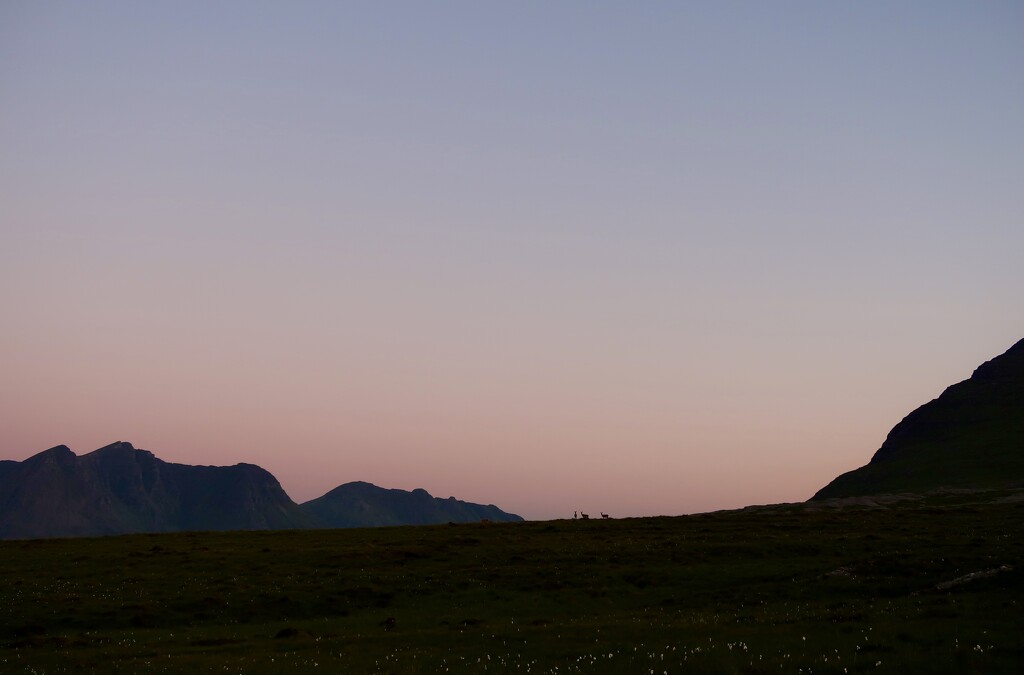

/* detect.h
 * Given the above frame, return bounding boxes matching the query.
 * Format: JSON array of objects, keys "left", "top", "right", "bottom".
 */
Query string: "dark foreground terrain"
[{"left": 1, "top": 491, "right": 1021, "bottom": 674}]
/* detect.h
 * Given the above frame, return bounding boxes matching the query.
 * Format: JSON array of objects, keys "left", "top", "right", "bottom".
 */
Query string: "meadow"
[{"left": 1, "top": 490, "right": 1020, "bottom": 673}]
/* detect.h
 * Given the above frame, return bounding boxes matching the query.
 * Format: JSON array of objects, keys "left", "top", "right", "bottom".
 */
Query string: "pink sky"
[{"left": 2, "top": 3, "right": 1022, "bottom": 520}]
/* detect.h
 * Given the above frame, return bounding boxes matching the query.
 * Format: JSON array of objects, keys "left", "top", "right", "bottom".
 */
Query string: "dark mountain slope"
[
  {"left": 302, "top": 481, "right": 523, "bottom": 527},
  {"left": 813, "top": 338, "right": 1024, "bottom": 500},
  {"left": 0, "top": 442, "right": 320, "bottom": 539}
]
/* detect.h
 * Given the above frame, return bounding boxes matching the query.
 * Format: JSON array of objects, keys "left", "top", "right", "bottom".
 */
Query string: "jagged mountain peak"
[
  {"left": 22, "top": 445, "right": 76, "bottom": 468},
  {"left": 87, "top": 441, "right": 156, "bottom": 461},
  {"left": 94, "top": 440, "right": 136, "bottom": 452}
]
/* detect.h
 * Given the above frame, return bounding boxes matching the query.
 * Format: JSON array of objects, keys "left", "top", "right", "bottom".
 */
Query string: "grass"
[{"left": 1, "top": 490, "right": 1021, "bottom": 673}]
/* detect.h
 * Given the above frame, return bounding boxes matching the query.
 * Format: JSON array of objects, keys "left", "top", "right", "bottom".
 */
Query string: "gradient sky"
[{"left": 2, "top": 2, "right": 1022, "bottom": 520}]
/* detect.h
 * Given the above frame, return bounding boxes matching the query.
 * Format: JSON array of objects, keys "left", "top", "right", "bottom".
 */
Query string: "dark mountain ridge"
[
  {"left": 0, "top": 442, "right": 522, "bottom": 539},
  {"left": 0, "top": 441, "right": 318, "bottom": 539},
  {"left": 813, "top": 337, "right": 1024, "bottom": 500}
]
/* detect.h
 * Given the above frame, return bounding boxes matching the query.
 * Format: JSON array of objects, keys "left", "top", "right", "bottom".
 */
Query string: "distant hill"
[
  {"left": 301, "top": 481, "right": 523, "bottom": 527},
  {"left": 0, "top": 442, "right": 522, "bottom": 539},
  {"left": 813, "top": 337, "right": 1024, "bottom": 500}
]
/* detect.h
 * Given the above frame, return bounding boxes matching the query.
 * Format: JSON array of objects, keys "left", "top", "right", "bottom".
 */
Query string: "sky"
[{"left": 1, "top": 2, "right": 1022, "bottom": 521}]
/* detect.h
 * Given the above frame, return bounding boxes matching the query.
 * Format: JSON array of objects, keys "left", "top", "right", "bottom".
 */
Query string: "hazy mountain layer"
[
  {"left": 301, "top": 481, "right": 523, "bottom": 527},
  {"left": 813, "top": 338, "right": 1024, "bottom": 500}
]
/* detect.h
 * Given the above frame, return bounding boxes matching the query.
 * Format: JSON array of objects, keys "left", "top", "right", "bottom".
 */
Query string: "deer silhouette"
[
  {"left": 601, "top": 512, "right": 610, "bottom": 519},
  {"left": 580, "top": 512, "right": 590, "bottom": 520}
]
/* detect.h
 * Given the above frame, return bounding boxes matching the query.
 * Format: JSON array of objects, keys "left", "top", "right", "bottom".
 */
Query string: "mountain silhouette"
[
  {"left": 813, "top": 337, "right": 1024, "bottom": 500},
  {"left": 0, "top": 441, "right": 319, "bottom": 538},
  {"left": 301, "top": 481, "right": 523, "bottom": 527},
  {"left": 0, "top": 442, "right": 522, "bottom": 539}
]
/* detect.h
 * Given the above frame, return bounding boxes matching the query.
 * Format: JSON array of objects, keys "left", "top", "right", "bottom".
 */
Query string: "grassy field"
[{"left": 1, "top": 490, "right": 1021, "bottom": 673}]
